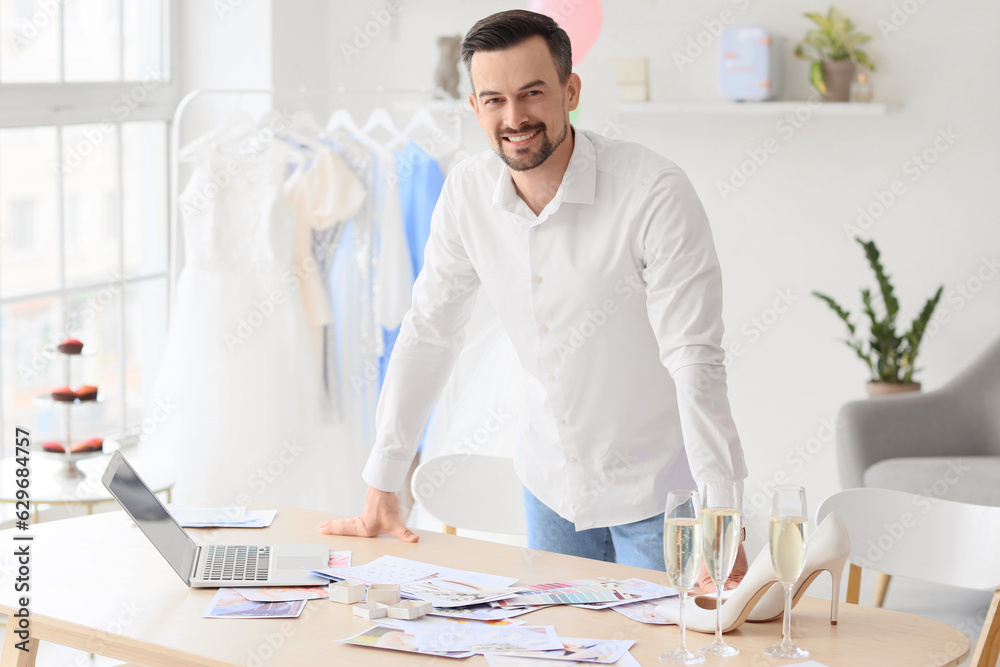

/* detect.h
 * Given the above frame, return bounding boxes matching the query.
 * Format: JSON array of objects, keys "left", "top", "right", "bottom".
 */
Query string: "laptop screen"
[{"left": 102, "top": 450, "right": 198, "bottom": 584}]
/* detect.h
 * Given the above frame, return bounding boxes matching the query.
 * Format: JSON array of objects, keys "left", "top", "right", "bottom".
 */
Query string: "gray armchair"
[{"left": 836, "top": 335, "right": 1000, "bottom": 606}]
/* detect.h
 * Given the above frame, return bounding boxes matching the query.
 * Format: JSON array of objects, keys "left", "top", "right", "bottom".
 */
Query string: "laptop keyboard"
[{"left": 203, "top": 545, "right": 271, "bottom": 581}]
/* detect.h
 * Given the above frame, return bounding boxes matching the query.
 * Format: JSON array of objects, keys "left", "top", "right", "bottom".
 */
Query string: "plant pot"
[
  {"left": 820, "top": 60, "right": 856, "bottom": 102},
  {"left": 865, "top": 381, "right": 921, "bottom": 397}
]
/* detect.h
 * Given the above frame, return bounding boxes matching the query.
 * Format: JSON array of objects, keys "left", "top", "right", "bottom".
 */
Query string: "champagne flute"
[
  {"left": 766, "top": 485, "right": 810, "bottom": 659},
  {"left": 660, "top": 490, "right": 705, "bottom": 664},
  {"left": 700, "top": 480, "right": 741, "bottom": 658}
]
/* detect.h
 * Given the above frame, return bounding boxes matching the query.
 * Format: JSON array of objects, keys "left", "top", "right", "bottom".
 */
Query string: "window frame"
[{"left": 0, "top": 0, "right": 180, "bottom": 455}]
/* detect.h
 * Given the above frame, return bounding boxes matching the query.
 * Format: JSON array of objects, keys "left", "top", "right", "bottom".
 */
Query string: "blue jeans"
[{"left": 523, "top": 487, "right": 665, "bottom": 571}]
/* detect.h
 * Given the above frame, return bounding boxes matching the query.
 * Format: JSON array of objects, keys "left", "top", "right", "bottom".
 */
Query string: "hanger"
[
  {"left": 178, "top": 109, "right": 257, "bottom": 161},
  {"left": 324, "top": 108, "right": 387, "bottom": 154},
  {"left": 359, "top": 107, "right": 406, "bottom": 149},
  {"left": 385, "top": 107, "right": 461, "bottom": 154}
]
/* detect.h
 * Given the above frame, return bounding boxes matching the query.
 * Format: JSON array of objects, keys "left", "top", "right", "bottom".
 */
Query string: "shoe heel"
[{"left": 828, "top": 556, "right": 847, "bottom": 625}]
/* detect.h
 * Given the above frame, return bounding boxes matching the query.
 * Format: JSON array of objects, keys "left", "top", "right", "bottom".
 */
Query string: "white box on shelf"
[
  {"left": 352, "top": 602, "right": 389, "bottom": 620},
  {"left": 366, "top": 584, "right": 400, "bottom": 605},
  {"left": 386, "top": 600, "right": 432, "bottom": 620},
  {"left": 328, "top": 580, "right": 365, "bottom": 604},
  {"left": 609, "top": 57, "right": 648, "bottom": 102}
]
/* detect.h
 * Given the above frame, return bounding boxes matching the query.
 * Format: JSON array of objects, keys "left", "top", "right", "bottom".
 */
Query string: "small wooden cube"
[
  {"left": 386, "top": 599, "right": 432, "bottom": 620},
  {"left": 366, "top": 584, "right": 400, "bottom": 605},
  {"left": 352, "top": 602, "right": 388, "bottom": 620},
  {"left": 328, "top": 579, "right": 365, "bottom": 604}
]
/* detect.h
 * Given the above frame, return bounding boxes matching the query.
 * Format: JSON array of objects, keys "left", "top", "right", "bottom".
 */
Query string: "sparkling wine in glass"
[
  {"left": 765, "top": 484, "right": 810, "bottom": 659},
  {"left": 700, "top": 480, "right": 741, "bottom": 658},
  {"left": 660, "top": 490, "right": 705, "bottom": 664}
]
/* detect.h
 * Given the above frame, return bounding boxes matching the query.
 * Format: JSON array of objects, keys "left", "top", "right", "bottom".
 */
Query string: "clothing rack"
[{"left": 167, "top": 86, "right": 465, "bottom": 323}]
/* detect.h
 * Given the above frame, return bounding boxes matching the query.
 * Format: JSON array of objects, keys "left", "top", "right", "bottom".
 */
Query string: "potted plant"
[
  {"left": 813, "top": 238, "right": 943, "bottom": 396},
  {"left": 794, "top": 7, "right": 876, "bottom": 102}
]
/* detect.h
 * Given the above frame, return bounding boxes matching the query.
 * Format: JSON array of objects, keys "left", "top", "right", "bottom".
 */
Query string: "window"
[{"left": 0, "top": 0, "right": 177, "bottom": 456}]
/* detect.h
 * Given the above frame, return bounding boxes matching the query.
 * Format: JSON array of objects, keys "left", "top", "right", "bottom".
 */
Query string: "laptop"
[{"left": 102, "top": 450, "right": 329, "bottom": 588}]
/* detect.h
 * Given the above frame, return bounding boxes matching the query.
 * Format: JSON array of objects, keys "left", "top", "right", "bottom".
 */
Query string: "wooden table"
[{"left": 0, "top": 507, "right": 970, "bottom": 666}]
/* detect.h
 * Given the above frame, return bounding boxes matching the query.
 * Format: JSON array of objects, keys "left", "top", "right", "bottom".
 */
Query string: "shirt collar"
[{"left": 491, "top": 126, "right": 597, "bottom": 221}]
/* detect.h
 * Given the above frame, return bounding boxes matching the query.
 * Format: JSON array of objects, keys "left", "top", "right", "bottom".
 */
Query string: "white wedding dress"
[{"left": 137, "top": 129, "right": 337, "bottom": 513}]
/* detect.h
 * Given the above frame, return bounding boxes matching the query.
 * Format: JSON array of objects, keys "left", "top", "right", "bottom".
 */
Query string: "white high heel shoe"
[{"left": 654, "top": 512, "right": 850, "bottom": 633}]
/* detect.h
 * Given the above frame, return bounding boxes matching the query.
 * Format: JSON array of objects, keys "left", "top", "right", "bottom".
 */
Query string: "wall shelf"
[{"left": 618, "top": 101, "right": 899, "bottom": 116}]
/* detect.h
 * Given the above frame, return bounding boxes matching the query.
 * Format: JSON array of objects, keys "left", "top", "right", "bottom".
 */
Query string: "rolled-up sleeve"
[
  {"left": 361, "top": 184, "right": 481, "bottom": 492},
  {"left": 638, "top": 168, "right": 748, "bottom": 489}
]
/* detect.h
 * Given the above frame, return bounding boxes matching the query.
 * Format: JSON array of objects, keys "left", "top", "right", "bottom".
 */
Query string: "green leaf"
[
  {"left": 810, "top": 61, "right": 827, "bottom": 93},
  {"left": 813, "top": 291, "right": 856, "bottom": 336}
]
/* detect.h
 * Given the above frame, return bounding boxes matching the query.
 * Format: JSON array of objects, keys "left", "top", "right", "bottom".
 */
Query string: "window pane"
[
  {"left": 122, "top": 122, "right": 167, "bottom": 276},
  {"left": 0, "top": 126, "right": 59, "bottom": 298},
  {"left": 0, "top": 0, "right": 60, "bottom": 82},
  {"left": 124, "top": 278, "right": 167, "bottom": 428},
  {"left": 64, "top": 0, "right": 120, "bottom": 81},
  {"left": 63, "top": 287, "right": 123, "bottom": 441},
  {"left": 0, "top": 297, "right": 63, "bottom": 454},
  {"left": 62, "top": 124, "right": 120, "bottom": 288},
  {"left": 123, "top": 0, "right": 166, "bottom": 81}
]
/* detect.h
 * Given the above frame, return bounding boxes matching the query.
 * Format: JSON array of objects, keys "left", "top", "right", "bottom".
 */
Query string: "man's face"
[{"left": 468, "top": 35, "right": 580, "bottom": 172}]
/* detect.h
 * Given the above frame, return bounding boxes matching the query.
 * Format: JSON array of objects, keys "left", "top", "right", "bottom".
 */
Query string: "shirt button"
[
  {"left": 568, "top": 456, "right": 579, "bottom": 464},
  {"left": 548, "top": 374, "right": 556, "bottom": 382},
  {"left": 559, "top": 418, "right": 567, "bottom": 425},
  {"left": 533, "top": 276, "right": 543, "bottom": 284},
  {"left": 540, "top": 325, "right": 549, "bottom": 333}
]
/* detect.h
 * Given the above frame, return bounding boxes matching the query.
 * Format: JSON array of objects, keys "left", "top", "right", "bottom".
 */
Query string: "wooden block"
[
  {"left": 352, "top": 602, "right": 389, "bottom": 620},
  {"left": 386, "top": 600, "right": 432, "bottom": 620},
  {"left": 366, "top": 584, "right": 400, "bottom": 605},
  {"left": 328, "top": 580, "right": 365, "bottom": 604}
]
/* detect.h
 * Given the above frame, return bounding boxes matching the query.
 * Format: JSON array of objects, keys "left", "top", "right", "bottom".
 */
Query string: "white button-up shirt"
[{"left": 362, "top": 127, "right": 748, "bottom": 530}]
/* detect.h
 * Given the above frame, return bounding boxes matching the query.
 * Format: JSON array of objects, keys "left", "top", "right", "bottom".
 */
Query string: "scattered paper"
[
  {"left": 413, "top": 624, "right": 563, "bottom": 653},
  {"left": 499, "top": 638, "right": 635, "bottom": 663},
  {"left": 328, "top": 550, "right": 351, "bottom": 568},
  {"left": 237, "top": 586, "right": 329, "bottom": 602},
  {"left": 609, "top": 599, "right": 673, "bottom": 624},
  {"left": 428, "top": 603, "right": 544, "bottom": 622},
  {"left": 168, "top": 505, "right": 245, "bottom": 525},
  {"left": 336, "top": 625, "right": 475, "bottom": 659},
  {"left": 402, "top": 576, "right": 522, "bottom": 607},
  {"left": 380, "top": 616, "right": 524, "bottom": 631},
  {"left": 568, "top": 578, "right": 676, "bottom": 610},
  {"left": 202, "top": 588, "right": 305, "bottom": 618},
  {"left": 317, "top": 554, "right": 441, "bottom": 584},
  {"left": 484, "top": 651, "right": 642, "bottom": 666},
  {"left": 497, "top": 585, "right": 622, "bottom": 607}
]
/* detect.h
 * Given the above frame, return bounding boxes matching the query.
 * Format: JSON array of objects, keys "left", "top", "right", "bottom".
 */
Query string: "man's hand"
[
  {"left": 318, "top": 486, "right": 419, "bottom": 542},
  {"left": 697, "top": 542, "right": 748, "bottom": 594}
]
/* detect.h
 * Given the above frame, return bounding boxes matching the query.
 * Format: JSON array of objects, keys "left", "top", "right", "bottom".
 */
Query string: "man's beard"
[{"left": 493, "top": 120, "right": 568, "bottom": 172}]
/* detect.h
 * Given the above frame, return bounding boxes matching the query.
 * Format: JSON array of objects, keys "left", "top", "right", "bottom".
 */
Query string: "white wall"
[{"left": 180, "top": 1, "right": 1000, "bottom": 543}]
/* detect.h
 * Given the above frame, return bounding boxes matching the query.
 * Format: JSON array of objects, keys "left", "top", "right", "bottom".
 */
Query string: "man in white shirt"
[{"left": 320, "top": 9, "right": 748, "bottom": 585}]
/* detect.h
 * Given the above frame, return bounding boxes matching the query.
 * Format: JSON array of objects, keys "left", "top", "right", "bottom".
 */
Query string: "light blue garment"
[
  {"left": 522, "top": 486, "right": 666, "bottom": 570},
  {"left": 378, "top": 142, "right": 445, "bottom": 388}
]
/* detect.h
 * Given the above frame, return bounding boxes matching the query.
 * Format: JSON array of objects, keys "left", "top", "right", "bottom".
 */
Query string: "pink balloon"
[{"left": 528, "top": 0, "right": 603, "bottom": 65}]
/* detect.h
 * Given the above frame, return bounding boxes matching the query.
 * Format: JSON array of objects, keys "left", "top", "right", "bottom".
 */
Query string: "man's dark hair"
[{"left": 460, "top": 9, "right": 572, "bottom": 95}]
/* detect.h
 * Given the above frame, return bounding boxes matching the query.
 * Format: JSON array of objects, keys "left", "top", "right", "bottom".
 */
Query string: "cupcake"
[
  {"left": 58, "top": 338, "right": 84, "bottom": 354},
  {"left": 51, "top": 386, "right": 76, "bottom": 402},
  {"left": 70, "top": 437, "right": 103, "bottom": 453},
  {"left": 74, "top": 385, "right": 98, "bottom": 401}
]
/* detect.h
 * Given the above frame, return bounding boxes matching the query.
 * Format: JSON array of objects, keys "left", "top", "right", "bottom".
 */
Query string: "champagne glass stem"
[
  {"left": 781, "top": 582, "right": 793, "bottom": 648},
  {"left": 678, "top": 589, "right": 689, "bottom": 653},
  {"left": 715, "top": 584, "right": 724, "bottom": 640}
]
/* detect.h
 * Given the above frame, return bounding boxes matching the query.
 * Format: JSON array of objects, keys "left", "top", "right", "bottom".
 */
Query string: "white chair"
[
  {"left": 817, "top": 488, "right": 1000, "bottom": 667},
  {"left": 409, "top": 454, "right": 526, "bottom": 536}
]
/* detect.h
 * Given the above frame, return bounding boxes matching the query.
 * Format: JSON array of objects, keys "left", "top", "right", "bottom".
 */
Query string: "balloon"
[{"left": 528, "top": 0, "right": 603, "bottom": 65}]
